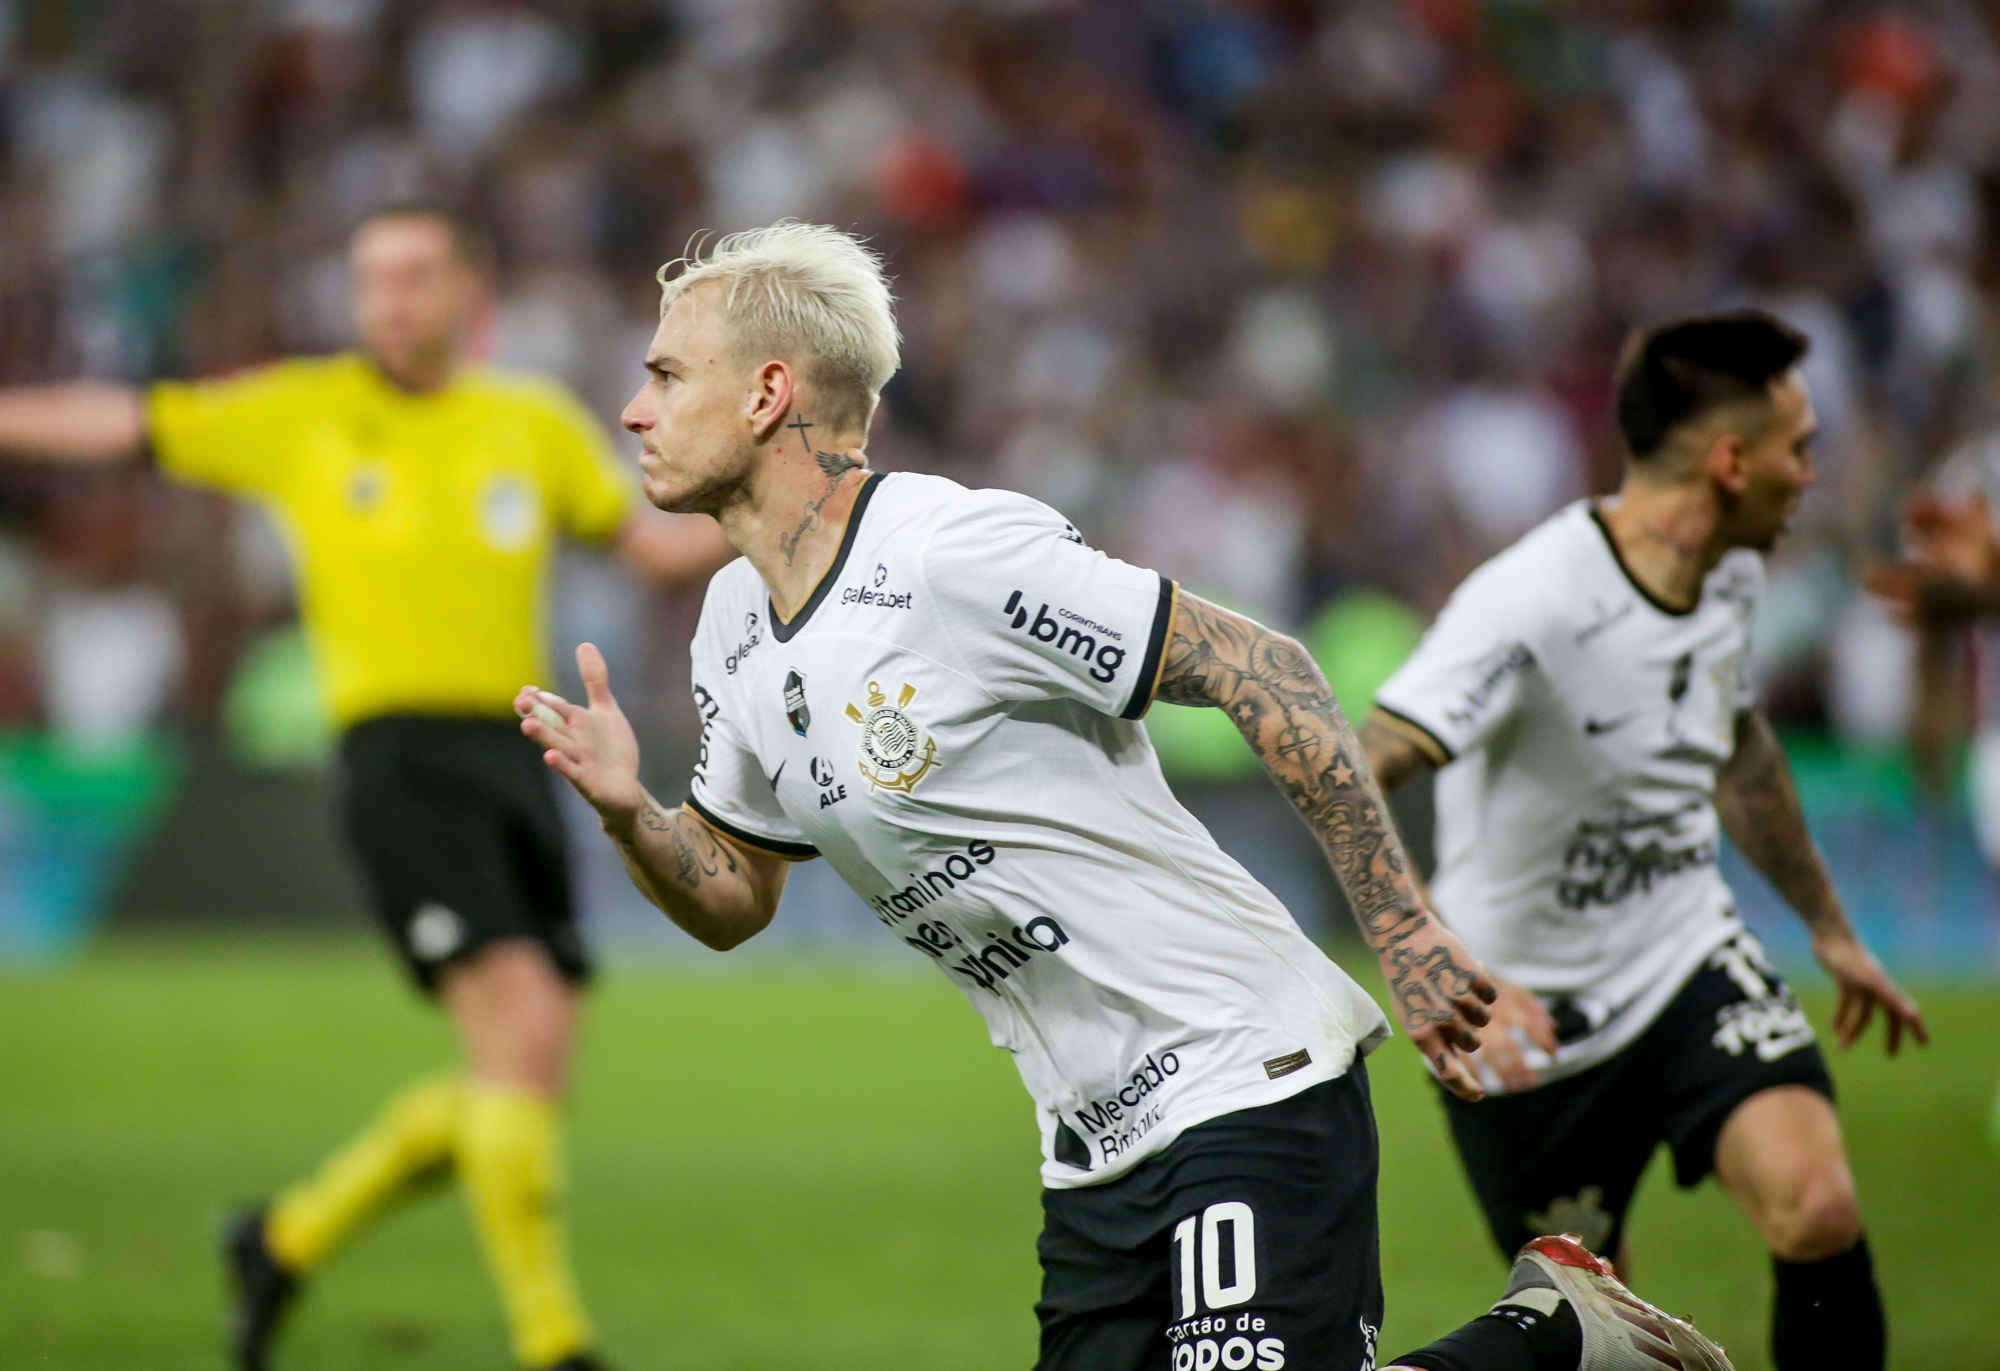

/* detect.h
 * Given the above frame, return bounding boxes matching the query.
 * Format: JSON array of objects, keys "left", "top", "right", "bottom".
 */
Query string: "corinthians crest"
[{"left": 845, "top": 680, "right": 941, "bottom": 793}]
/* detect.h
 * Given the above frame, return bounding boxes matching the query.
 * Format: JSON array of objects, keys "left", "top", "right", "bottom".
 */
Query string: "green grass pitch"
[{"left": 4, "top": 933, "right": 1998, "bottom": 1369}]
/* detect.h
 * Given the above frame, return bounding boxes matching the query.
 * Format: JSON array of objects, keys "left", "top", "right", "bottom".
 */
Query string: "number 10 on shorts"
[
  {"left": 1169, "top": 1202, "right": 1285, "bottom": 1369},
  {"left": 1173, "top": 1201, "right": 1258, "bottom": 1317}
]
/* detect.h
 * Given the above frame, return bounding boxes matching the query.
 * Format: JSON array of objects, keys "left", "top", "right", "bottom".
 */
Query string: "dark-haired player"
[
  {"left": 1361, "top": 311, "right": 1926, "bottom": 1371},
  {"left": 0, "top": 204, "right": 730, "bottom": 1371}
]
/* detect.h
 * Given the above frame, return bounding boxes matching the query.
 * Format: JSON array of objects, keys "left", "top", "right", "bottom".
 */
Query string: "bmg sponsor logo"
[{"left": 1001, "top": 590, "right": 1126, "bottom": 682}]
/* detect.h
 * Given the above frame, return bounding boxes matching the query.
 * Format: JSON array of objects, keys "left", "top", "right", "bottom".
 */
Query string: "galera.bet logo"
[{"left": 845, "top": 680, "right": 941, "bottom": 794}]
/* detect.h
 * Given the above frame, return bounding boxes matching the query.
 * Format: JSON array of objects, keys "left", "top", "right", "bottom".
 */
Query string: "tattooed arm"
[
  {"left": 1358, "top": 711, "right": 1563, "bottom": 1091},
  {"left": 1714, "top": 709, "right": 1926, "bottom": 1053},
  {"left": 516, "top": 644, "right": 790, "bottom": 950},
  {"left": 1157, "top": 592, "right": 1497, "bottom": 1098}
]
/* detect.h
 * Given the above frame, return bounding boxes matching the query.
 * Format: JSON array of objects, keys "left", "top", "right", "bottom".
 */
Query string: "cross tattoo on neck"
[{"left": 787, "top": 414, "right": 815, "bottom": 453}]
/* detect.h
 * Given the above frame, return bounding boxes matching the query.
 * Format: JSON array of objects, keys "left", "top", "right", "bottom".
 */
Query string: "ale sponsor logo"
[{"left": 807, "top": 755, "right": 847, "bottom": 808}]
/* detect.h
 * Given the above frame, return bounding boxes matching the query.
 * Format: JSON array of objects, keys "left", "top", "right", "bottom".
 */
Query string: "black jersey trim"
[
  {"left": 1120, "top": 576, "right": 1179, "bottom": 720},
  {"left": 1589, "top": 502, "right": 1699, "bottom": 617},
  {"left": 1371, "top": 703, "right": 1455, "bottom": 766},
  {"left": 683, "top": 795, "right": 820, "bottom": 859},
  {"left": 769, "top": 471, "right": 884, "bottom": 644}
]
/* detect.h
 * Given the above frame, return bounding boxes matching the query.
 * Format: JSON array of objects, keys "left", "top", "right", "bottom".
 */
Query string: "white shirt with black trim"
[
  {"left": 687, "top": 472, "right": 1389, "bottom": 1188},
  {"left": 1373, "top": 500, "right": 1761, "bottom": 1086}
]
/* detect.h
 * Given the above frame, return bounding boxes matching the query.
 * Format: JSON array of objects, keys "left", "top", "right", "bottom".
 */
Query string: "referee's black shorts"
[{"left": 340, "top": 714, "right": 588, "bottom": 994}]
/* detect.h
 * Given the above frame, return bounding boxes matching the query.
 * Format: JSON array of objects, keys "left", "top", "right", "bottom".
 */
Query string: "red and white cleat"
[{"left": 1505, "top": 1234, "right": 1734, "bottom": 1371}]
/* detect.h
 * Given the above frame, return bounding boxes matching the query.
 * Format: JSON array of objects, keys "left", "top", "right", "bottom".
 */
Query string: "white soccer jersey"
[
  {"left": 1373, "top": 500, "right": 1761, "bottom": 1085},
  {"left": 686, "top": 471, "right": 1389, "bottom": 1188}
]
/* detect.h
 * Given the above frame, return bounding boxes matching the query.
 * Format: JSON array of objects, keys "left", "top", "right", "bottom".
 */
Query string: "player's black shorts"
[
  {"left": 1441, "top": 932, "right": 1834, "bottom": 1258},
  {"left": 1036, "top": 1065, "right": 1384, "bottom": 1371},
  {"left": 340, "top": 714, "right": 587, "bottom": 993}
]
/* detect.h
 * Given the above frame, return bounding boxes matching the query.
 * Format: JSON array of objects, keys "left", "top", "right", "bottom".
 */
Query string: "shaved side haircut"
[{"left": 1615, "top": 311, "right": 1809, "bottom": 461}]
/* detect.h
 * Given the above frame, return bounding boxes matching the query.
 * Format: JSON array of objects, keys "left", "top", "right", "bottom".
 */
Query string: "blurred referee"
[{"left": 0, "top": 205, "right": 727, "bottom": 1371}]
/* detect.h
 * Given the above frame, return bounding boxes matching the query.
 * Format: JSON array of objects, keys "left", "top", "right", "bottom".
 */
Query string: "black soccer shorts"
[
  {"left": 1035, "top": 1065, "right": 1385, "bottom": 1371},
  {"left": 1440, "top": 931, "right": 1835, "bottom": 1259},
  {"left": 340, "top": 715, "right": 588, "bottom": 993}
]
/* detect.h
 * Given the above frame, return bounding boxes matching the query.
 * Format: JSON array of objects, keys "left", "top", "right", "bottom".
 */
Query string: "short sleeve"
[
  {"left": 1371, "top": 570, "right": 1540, "bottom": 764},
  {"left": 685, "top": 671, "right": 818, "bottom": 859},
  {"left": 923, "top": 491, "right": 1177, "bottom": 719},
  {"left": 147, "top": 363, "right": 313, "bottom": 496},
  {"left": 1721, "top": 555, "right": 1763, "bottom": 714},
  {"left": 530, "top": 381, "right": 636, "bottom": 544}
]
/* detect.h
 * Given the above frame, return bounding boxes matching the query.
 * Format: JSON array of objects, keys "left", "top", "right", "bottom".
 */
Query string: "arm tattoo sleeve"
[
  {"left": 622, "top": 798, "right": 740, "bottom": 904},
  {"left": 1157, "top": 593, "right": 1480, "bottom": 1026},
  {"left": 1714, "top": 710, "right": 1850, "bottom": 938}
]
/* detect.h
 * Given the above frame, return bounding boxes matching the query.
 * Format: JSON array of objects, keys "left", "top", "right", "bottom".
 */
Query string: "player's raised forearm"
[
  {"left": 1155, "top": 593, "right": 1490, "bottom": 1048},
  {"left": 0, "top": 382, "right": 147, "bottom": 463},
  {"left": 615, "top": 509, "right": 737, "bottom": 586},
  {"left": 518, "top": 647, "right": 781, "bottom": 950},
  {"left": 599, "top": 795, "right": 780, "bottom": 950},
  {"left": 1714, "top": 709, "right": 1847, "bottom": 938}
]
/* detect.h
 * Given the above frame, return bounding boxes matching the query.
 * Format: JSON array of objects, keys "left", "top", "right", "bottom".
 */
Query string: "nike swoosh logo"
[
  {"left": 1574, "top": 602, "right": 1633, "bottom": 645},
  {"left": 768, "top": 762, "right": 786, "bottom": 789},
  {"left": 1584, "top": 712, "right": 1637, "bottom": 736}
]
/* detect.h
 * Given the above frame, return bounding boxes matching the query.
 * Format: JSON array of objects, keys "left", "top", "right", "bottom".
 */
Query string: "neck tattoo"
[{"left": 775, "top": 415, "right": 865, "bottom": 566}]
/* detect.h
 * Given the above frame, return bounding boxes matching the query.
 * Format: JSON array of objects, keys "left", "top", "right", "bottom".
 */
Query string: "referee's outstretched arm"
[
  {"left": 0, "top": 381, "right": 149, "bottom": 464},
  {"left": 1153, "top": 591, "right": 1498, "bottom": 1100},
  {"left": 519, "top": 643, "right": 791, "bottom": 951}
]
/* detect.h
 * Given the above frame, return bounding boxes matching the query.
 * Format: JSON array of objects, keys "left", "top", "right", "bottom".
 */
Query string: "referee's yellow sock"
[
  {"left": 265, "top": 1073, "right": 460, "bottom": 1272},
  {"left": 456, "top": 1081, "right": 593, "bottom": 1368}
]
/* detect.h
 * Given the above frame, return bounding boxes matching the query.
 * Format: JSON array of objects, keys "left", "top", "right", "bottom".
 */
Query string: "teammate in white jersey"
[
  {"left": 1363, "top": 313, "right": 1926, "bottom": 1371},
  {"left": 518, "top": 223, "right": 1739, "bottom": 1371}
]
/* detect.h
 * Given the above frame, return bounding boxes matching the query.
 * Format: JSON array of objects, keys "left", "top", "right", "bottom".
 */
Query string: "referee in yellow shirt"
[{"left": 0, "top": 205, "right": 728, "bottom": 1371}]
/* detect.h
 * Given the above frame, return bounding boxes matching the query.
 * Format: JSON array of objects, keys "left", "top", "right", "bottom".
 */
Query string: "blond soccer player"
[{"left": 519, "top": 222, "right": 1739, "bottom": 1371}]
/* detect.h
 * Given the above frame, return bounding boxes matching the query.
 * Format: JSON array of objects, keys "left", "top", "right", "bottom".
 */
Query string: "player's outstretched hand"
[
  {"left": 1813, "top": 930, "right": 1928, "bottom": 1055},
  {"left": 1864, "top": 489, "right": 1999, "bottom": 623},
  {"left": 514, "top": 643, "right": 646, "bottom": 827},
  {"left": 1384, "top": 918, "right": 1497, "bottom": 1102},
  {"left": 1472, "top": 976, "right": 1560, "bottom": 1092},
  {"left": 1907, "top": 488, "right": 1996, "bottom": 582}
]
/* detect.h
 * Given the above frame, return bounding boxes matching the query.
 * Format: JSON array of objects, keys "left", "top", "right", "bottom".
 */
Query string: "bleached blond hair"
[{"left": 657, "top": 221, "right": 901, "bottom": 428}]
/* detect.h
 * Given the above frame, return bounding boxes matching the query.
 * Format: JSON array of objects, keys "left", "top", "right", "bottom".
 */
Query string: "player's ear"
[
  {"left": 1704, "top": 428, "right": 1750, "bottom": 494},
  {"left": 744, "top": 359, "right": 795, "bottom": 441}
]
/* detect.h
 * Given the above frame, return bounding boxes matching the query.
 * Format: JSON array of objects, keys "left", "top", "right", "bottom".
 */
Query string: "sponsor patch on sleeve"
[{"left": 1262, "top": 1049, "right": 1311, "bottom": 1080}]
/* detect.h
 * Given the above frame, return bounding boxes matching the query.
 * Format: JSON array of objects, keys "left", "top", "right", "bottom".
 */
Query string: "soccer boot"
[
  {"left": 222, "top": 1207, "right": 299, "bottom": 1371},
  {"left": 1507, "top": 1234, "right": 1734, "bottom": 1371}
]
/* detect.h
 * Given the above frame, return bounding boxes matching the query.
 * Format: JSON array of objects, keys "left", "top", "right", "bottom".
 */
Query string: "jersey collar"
[
  {"left": 769, "top": 471, "right": 885, "bottom": 643},
  {"left": 1588, "top": 501, "right": 1700, "bottom": 618}
]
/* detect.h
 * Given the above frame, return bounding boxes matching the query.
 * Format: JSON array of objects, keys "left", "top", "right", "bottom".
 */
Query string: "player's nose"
[{"left": 621, "top": 394, "right": 650, "bottom": 434}]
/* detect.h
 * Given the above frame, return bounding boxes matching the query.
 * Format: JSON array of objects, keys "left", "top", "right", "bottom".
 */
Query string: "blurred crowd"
[{"left": 1, "top": 0, "right": 1999, "bottom": 759}]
